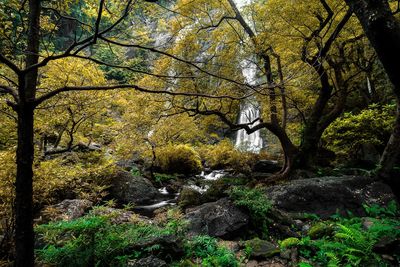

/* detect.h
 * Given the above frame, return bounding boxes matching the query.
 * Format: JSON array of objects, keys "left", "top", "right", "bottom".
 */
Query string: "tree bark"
[
  {"left": 15, "top": 0, "right": 41, "bottom": 266},
  {"left": 345, "top": 0, "right": 400, "bottom": 194},
  {"left": 15, "top": 104, "right": 35, "bottom": 267},
  {"left": 297, "top": 66, "right": 333, "bottom": 167}
]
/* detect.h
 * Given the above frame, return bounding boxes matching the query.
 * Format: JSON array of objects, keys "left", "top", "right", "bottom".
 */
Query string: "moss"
[
  {"left": 178, "top": 187, "right": 202, "bottom": 208},
  {"left": 308, "top": 222, "right": 334, "bottom": 239},
  {"left": 280, "top": 237, "right": 300, "bottom": 249},
  {"left": 244, "top": 238, "right": 280, "bottom": 259}
]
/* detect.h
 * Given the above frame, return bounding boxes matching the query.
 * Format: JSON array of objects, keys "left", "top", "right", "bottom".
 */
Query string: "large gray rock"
[
  {"left": 185, "top": 198, "right": 249, "bottom": 238},
  {"left": 109, "top": 170, "right": 158, "bottom": 204},
  {"left": 265, "top": 176, "right": 396, "bottom": 218}
]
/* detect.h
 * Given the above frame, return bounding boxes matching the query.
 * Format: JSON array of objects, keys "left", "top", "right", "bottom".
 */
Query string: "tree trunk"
[
  {"left": 297, "top": 68, "right": 332, "bottom": 168},
  {"left": 14, "top": 0, "right": 41, "bottom": 265},
  {"left": 345, "top": 0, "right": 400, "bottom": 194},
  {"left": 15, "top": 104, "right": 35, "bottom": 267},
  {"left": 378, "top": 97, "right": 400, "bottom": 198}
]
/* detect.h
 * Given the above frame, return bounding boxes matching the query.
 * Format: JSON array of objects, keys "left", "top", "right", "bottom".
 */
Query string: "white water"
[
  {"left": 200, "top": 170, "right": 226, "bottom": 181},
  {"left": 235, "top": 57, "right": 263, "bottom": 152},
  {"left": 235, "top": 102, "right": 263, "bottom": 152}
]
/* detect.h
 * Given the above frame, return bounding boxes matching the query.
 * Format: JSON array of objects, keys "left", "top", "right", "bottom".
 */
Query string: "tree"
[
  {"left": 344, "top": 0, "right": 400, "bottom": 195},
  {"left": 154, "top": 0, "right": 371, "bottom": 177},
  {"left": 0, "top": 1, "right": 255, "bottom": 264}
]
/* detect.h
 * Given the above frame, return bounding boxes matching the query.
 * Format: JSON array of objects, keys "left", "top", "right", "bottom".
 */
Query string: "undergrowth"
[
  {"left": 282, "top": 201, "right": 400, "bottom": 267},
  {"left": 35, "top": 208, "right": 187, "bottom": 267}
]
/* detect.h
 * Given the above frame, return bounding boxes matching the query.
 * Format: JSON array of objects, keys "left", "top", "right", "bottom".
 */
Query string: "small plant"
[
  {"left": 229, "top": 187, "right": 271, "bottom": 237},
  {"left": 363, "top": 200, "right": 399, "bottom": 218},
  {"left": 154, "top": 172, "right": 177, "bottom": 183},
  {"left": 130, "top": 165, "right": 141, "bottom": 176}
]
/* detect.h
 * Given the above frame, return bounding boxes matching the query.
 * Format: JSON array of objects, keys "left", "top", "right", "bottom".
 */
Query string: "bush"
[
  {"left": 197, "top": 139, "right": 260, "bottom": 173},
  {"left": 323, "top": 104, "right": 395, "bottom": 160},
  {"left": 0, "top": 151, "right": 117, "bottom": 237},
  {"left": 156, "top": 144, "right": 202, "bottom": 175}
]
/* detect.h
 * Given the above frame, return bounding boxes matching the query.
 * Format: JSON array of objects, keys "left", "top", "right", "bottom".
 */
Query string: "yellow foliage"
[
  {"left": 0, "top": 151, "right": 117, "bottom": 234},
  {"left": 156, "top": 144, "right": 202, "bottom": 175},
  {"left": 197, "top": 139, "right": 260, "bottom": 173}
]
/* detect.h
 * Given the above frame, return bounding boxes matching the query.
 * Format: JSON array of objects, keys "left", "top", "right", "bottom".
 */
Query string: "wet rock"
[
  {"left": 185, "top": 198, "right": 249, "bottom": 238},
  {"left": 244, "top": 238, "right": 280, "bottom": 259},
  {"left": 265, "top": 176, "right": 396, "bottom": 218},
  {"left": 178, "top": 187, "right": 202, "bottom": 208},
  {"left": 252, "top": 160, "right": 281, "bottom": 173},
  {"left": 109, "top": 170, "right": 158, "bottom": 204},
  {"left": 127, "top": 256, "right": 167, "bottom": 267},
  {"left": 41, "top": 199, "right": 93, "bottom": 222}
]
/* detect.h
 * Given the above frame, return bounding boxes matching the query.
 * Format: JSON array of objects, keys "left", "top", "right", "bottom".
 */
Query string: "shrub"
[
  {"left": 156, "top": 144, "right": 202, "bottom": 175},
  {"left": 197, "top": 139, "right": 260, "bottom": 173},
  {"left": 323, "top": 104, "right": 395, "bottom": 160}
]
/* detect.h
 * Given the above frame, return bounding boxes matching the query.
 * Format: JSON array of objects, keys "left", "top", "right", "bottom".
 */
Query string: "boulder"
[
  {"left": 41, "top": 199, "right": 93, "bottom": 222},
  {"left": 109, "top": 170, "right": 158, "bottom": 204},
  {"left": 265, "top": 176, "right": 396, "bottom": 218},
  {"left": 178, "top": 187, "right": 202, "bottom": 208},
  {"left": 252, "top": 160, "right": 281, "bottom": 173},
  {"left": 185, "top": 198, "right": 249, "bottom": 238}
]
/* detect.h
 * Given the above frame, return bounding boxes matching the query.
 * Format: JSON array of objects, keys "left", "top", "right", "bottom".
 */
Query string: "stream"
[{"left": 133, "top": 170, "right": 228, "bottom": 217}]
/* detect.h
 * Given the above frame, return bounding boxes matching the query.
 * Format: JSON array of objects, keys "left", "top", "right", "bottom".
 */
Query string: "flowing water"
[
  {"left": 133, "top": 170, "right": 227, "bottom": 216},
  {"left": 234, "top": 57, "right": 263, "bottom": 152}
]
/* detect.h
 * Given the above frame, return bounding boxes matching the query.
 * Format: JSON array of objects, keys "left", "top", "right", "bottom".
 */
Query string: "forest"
[{"left": 0, "top": 0, "right": 400, "bottom": 266}]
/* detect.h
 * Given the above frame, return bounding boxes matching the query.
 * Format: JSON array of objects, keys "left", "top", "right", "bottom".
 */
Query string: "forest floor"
[{"left": 31, "top": 163, "right": 400, "bottom": 267}]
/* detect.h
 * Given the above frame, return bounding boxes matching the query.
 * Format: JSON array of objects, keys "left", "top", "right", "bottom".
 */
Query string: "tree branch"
[{"left": 34, "top": 84, "right": 253, "bottom": 106}]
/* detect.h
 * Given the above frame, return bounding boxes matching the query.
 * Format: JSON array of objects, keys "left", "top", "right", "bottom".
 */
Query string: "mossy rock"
[
  {"left": 178, "top": 187, "right": 202, "bottom": 208},
  {"left": 244, "top": 238, "right": 280, "bottom": 259},
  {"left": 280, "top": 237, "right": 300, "bottom": 249},
  {"left": 308, "top": 222, "right": 334, "bottom": 239}
]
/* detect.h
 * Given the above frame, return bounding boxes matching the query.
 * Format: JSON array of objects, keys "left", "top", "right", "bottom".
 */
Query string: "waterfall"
[
  {"left": 235, "top": 101, "right": 263, "bottom": 152},
  {"left": 235, "top": 58, "right": 263, "bottom": 152}
]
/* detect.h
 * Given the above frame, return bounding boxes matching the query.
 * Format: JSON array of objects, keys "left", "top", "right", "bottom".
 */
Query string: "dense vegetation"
[{"left": 1, "top": 0, "right": 400, "bottom": 266}]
